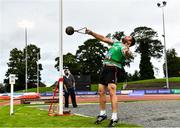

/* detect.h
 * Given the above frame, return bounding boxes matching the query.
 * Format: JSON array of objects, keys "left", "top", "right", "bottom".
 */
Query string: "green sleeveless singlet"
[{"left": 103, "top": 41, "right": 126, "bottom": 69}]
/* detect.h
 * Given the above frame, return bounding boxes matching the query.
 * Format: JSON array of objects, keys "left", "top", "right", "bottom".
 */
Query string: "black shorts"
[{"left": 99, "top": 65, "right": 125, "bottom": 86}]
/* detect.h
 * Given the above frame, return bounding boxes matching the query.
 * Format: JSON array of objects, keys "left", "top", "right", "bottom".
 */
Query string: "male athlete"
[{"left": 86, "top": 29, "right": 135, "bottom": 127}]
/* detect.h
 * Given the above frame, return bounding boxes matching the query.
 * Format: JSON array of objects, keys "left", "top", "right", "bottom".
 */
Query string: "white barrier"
[{"left": 120, "top": 90, "right": 133, "bottom": 95}]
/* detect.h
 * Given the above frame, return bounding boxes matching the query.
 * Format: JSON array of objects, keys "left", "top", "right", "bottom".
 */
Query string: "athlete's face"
[
  {"left": 123, "top": 36, "right": 132, "bottom": 47},
  {"left": 64, "top": 70, "right": 69, "bottom": 76}
]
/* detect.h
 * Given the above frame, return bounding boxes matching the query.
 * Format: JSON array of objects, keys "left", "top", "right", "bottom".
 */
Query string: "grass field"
[
  {"left": 0, "top": 105, "right": 140, "bottom": 127},
  {"left": 0, "top": 100, "right": 5, "bottom": 102},
  {"left": 91, "top": 83, "right": 124, "bottom": 91},
  {"left": 91, "top": 77, "right": 180, "bottom": 91},
  {"left": 15, "top": 77, "right": 180, "bottom": 92},
  {"left": 127, "top": 77, "right": 180, "bottom": 84}
]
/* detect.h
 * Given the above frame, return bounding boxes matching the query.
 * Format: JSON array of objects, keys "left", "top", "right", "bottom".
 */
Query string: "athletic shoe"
[
  {"left": 73, "top": 105, "right": 78, "bottom": 108},
  {"left": 108, "top": 118, "right": 119, "bottom": 127},
  {"left": 94, "top": 114, "right": 107, "bottom": 124}
]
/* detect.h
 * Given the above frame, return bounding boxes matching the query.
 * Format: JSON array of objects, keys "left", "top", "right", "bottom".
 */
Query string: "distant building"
[
  {"left": 51, "top": 75, "right": 91, "bottom": 91},
  {"left": 0, "top": 83, "right": 4, "bottom": 93},
  {"left": 74, "top": 75, "right": 91, "bottom": 91}
]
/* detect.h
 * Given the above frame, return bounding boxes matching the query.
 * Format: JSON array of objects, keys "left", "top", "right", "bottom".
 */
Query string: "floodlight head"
[
  {"left": 163, "top": 1, "right": 167, "bottom": 6},
  {"left": 18, "top": 20, "right": 34, "bottom": 28},
  {"left": 157, "top": 3, "right": 161, "bottom": 7}
]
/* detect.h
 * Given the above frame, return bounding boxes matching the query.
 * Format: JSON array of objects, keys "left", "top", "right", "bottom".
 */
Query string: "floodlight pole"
[
  {"left": 18, "top": 20, "right": 33, "bottom": 92},
  {"left": 157, "top": 1, "right": 169, "bottom": 88},
  {"left": 59, "top": 0, "right": 63, "bottom": 115},
  {"left": 37, "top": 52, "right": 39, "bottom": 93},
  {"left": 25, "top": 27, "right": 28, "bottom": 92}
]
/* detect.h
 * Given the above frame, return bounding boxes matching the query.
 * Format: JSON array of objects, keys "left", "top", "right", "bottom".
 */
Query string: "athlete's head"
[
  {"left": 122, "top": 36, "right": 135, "bottom": 47},
  {"left": 64, "top": 68, "right": 71, "bottom": 76}
]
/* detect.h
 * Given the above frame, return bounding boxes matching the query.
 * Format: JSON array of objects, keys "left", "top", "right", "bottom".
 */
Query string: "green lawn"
[
  {"left": 0, "top": 105, "right": 140, "bottom": 127},
  {"left": 127, "top": 77, "right": 180, "bottom": 84},
  {"left": 91, "top": 83, "right": 124, "bottom": 91},
  {"left": 91, "top": 77, "right": 180, "bottom": 91},
  {"left": 16, "top": 77, "right": 180, "bottom": 92}
]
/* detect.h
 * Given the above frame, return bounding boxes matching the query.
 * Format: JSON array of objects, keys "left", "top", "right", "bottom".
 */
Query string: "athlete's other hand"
[{"left": 86, "top": 29, "right": 93, "bottom": 35}]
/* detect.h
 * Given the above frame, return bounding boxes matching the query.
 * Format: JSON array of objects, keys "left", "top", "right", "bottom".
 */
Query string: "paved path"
[{"left": 37, "top": 100, "right": 180, "bottom": 127}]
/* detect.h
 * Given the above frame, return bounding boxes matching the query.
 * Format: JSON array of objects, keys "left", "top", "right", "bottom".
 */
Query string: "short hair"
[
  {"left": 64, "top": 68, "right": 69, "bottom": 72},
  {"left": 130, "top": 36, "right": 136, "bottom": 47}
]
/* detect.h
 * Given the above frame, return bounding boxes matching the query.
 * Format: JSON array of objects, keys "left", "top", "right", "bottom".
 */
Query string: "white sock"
[
  {"left": 100, "top": 110, "right": 106, "bottom": 116},
  {"left": 111, "top": 112, "right": 118, "bottom": 121}
]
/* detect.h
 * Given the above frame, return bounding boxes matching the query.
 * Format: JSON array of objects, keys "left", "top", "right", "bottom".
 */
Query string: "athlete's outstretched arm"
[{"left": 86, "top": 29, "right": 113, "bottom": 44}]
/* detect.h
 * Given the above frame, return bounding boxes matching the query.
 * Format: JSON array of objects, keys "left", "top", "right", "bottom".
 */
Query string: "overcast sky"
[{"left": 0, "top": 0, "right": 180, "bottom": 86}]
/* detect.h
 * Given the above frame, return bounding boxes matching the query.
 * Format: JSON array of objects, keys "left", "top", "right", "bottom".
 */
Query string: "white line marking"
[{"left": 74, "top": 113, "right": 94, "bottom": 118}]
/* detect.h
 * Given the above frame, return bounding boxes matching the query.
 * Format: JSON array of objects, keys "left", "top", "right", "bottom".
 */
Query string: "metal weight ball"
[{"left": 65, "top": 26, "right": 75, "bottom": 35}]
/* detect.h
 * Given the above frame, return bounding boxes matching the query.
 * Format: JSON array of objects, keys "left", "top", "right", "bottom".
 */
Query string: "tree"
[
  {"left": 131, "top": 70, "right": 140, "bottom": 81},
  {"left": 4, "top": 48, "right": 25, "bottom": 91},
  {"left": 106, "top": 31, "right": 125, "bottom": 41},
  {"left": 131, "top": 26, "right": 163, "bottom": 80},
  {"left": 55, "top": 53, "right": 80, "bottom": 75},
  {"left": 76, "top": 39, "right": 108, "bottom": 82},
  {"left": 126, "top": 70, "right": 140, "bottom": 81},
  {"left": 4, "top": 44, "right": 43, "bottom": 92},
  {"left": 25, "top": 44, "right": 43, "bottom": 88},
  {"left": 163, "top": 48, "right": 180, "bottom": 77}
]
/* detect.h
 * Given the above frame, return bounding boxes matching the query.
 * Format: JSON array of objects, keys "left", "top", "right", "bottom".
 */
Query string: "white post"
[
  {"left": 10, "top": 83, "right": 14, "bottom": 115},
  {"left": 9, "top": 74, "right": 16, "bottom": 116},
  {"left": 59, "top": 0, "right": 63, "bottom": 115}
]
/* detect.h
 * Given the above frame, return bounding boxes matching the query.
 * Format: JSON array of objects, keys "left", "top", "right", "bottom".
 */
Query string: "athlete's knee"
[
  {"left": 99, "top": 90, "right": 106, "bottom": 96},
  {"left": 109, "top": 85, "right": 116, "bottom": 90},
  {"left": 108, "top": 85, "right": 117, "bottom": 97},
  {"left": 108, "top": 84, "right": 116, "bottom": 91},
  {"left": 109, "top": 91, "right": 116, "bottom": 97}
]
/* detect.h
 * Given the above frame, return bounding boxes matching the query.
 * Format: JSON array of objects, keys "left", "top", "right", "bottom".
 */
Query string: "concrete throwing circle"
[{"left": 36, "top": 100, "right": 180, "bottom": 127}]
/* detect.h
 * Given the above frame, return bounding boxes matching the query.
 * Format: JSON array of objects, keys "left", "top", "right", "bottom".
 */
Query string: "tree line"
[{"left": 2, "top": 26, "right": 180, "bottom": 92}]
